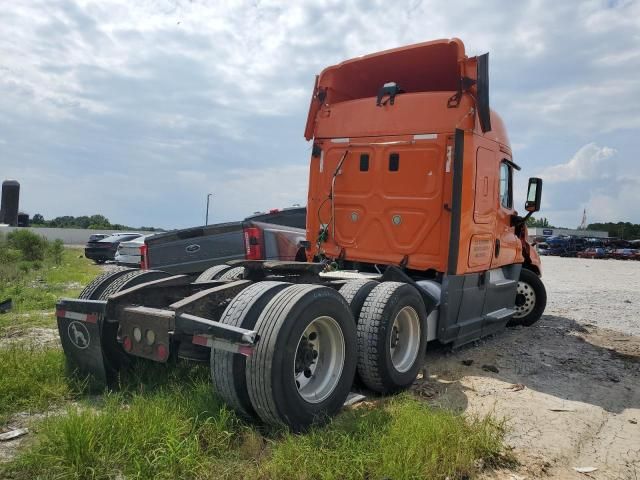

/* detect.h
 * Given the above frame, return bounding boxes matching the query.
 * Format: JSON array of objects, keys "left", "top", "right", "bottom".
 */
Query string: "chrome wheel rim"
[
  {"left": 294, "top": 316, "right": 345, "bottom": 404},
  {"left": 389, "top": 306, "right": 420, "bottom": 373},
  {"left": 513, "top": 281, "right": 536, "bottom": 318}
]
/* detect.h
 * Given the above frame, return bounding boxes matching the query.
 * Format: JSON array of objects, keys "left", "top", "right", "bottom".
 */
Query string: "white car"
[{"left": 115, "top": 235, "right": 153, "bottom": 267}]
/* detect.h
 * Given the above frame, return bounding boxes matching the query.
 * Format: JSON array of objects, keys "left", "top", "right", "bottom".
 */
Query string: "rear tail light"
[
  {"left": 156, "top": 343, "right": 169, "bottom": 361},
  {"left": 243, "top": 226, "right": 264, "bottom": 260},
  {"left": 122, "top": 336, "right": 133, "bottom": 352},
  {"left": 140, "top": 244, "right": 149, "bottom": 270}
]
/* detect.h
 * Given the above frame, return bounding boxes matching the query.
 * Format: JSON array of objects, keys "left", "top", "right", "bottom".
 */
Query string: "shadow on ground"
[{"left": 421, "top": 314, "right": 640, "bottom": 414}]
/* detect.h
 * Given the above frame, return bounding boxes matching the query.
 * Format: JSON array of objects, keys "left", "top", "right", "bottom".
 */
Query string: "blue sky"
[{"left": 1, "top": 0, "right": 639, "bottom": 229}]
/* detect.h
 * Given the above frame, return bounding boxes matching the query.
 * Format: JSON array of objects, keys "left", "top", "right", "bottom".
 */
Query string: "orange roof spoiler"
[{"left": 304, "top": 38, "right": 492, "bottom": 140}]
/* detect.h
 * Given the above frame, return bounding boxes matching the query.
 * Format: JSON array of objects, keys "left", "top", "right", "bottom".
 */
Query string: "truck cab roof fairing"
[{"left": 319, "top": 38, "right": 465, "bottom": 104}]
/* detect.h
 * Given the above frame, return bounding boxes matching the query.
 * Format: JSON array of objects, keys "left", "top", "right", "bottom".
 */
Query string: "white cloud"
[
  {"left": 539, "top": 143, "right": 617, "bottom": 183},
  {"left": 1, "top": 0, "right": 639, "bottom": 228},
  {"left": 533, "top": 144, "right": 640, "bottom": 227},
  {"left": 585, "top": 176, "right": 640, "bottom": 224}
]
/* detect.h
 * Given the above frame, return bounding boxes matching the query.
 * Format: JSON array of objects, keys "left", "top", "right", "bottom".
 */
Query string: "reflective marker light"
[
  {"left": 156, "top": 343, "right": 169, "bottom": 361},
  {"left": 122, "top": 336, "right": 133, "bottom": 352}
]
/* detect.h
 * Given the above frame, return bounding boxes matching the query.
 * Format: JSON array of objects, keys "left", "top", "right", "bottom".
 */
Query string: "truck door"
[
  {"left": 468, "top": 147, "right": 496, "bottom": 270},
  {"left": 491, "top": 159, "right": 520, "bottom": 267}
]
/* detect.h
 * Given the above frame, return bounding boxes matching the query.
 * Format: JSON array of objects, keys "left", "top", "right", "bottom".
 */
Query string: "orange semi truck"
[{"left": 56, "top": 38, "right": 546, "bottom": 430}]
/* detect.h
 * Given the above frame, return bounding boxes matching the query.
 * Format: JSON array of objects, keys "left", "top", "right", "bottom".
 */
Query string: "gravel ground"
[
  {"left": 419, "top": 256, "right": 640, "bottom": 480},
  {"left": 542, "top": 256, "right": 640, "bottom": 336}
]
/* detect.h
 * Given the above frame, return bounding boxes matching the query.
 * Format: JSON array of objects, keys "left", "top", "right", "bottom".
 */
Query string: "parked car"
[
  {"left": 84, "top": 233, "right": 142, "bottom": 264},
  {"left": 576, "top": 247, "right": 606, "bottom": 259},
  {"left": 611, "top": 248, "right": 639, "bottom": 260},
  {"left": 88, "top": 234, "right": 108, "bottom": 242},
  {"left": 543, "top": 236, "right": 586, "bottom": 257},
  {"left": 115, "top": 235, "right": 154, "bottom": 266},
  {"left": 142, "top": 207, "right": 306, "bottom": 274}
]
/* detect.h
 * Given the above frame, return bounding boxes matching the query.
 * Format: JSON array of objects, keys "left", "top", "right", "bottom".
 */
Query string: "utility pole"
[{"left": 205, "top": 193, "right": 213, "bottom": 225}]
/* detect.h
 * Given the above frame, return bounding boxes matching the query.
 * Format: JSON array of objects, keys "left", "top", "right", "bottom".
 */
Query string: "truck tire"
[
  {"left": 195, "top": 265, "right": 233, "bottom": 283},
  {"left": 211, "top": 281, "right": 290, "bottom": 419},
  {"left": 508, "top": 268, "right": 547, "bottom": 327},
  {"left": 78, "top": 267, "right": 135, "bottom": 300},
  {"left": 218, "top": 266, "right": 246, "bottom": 281},
  {"left": 339, "top": 279, "right": 379, "bottom": 387},
  {"left": 339, "top": 279, "right": 379, "bottom": 322},
  {"left": 246, "top": 284, "right": 357, "bottom": 431},
  {"left": 357, "top": 282, "right": 428, "bottom": 393},
  {"left": 98, "top": 270, "right": 172, "bottom": 300}
]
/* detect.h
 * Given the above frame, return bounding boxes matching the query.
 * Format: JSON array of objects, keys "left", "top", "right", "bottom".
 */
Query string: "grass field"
[
  {"left": 0, "top": 233, "right": 99, "bottom": 336},
  {"left": 0, "top": 233, "right": 512, "bottom": 479}
]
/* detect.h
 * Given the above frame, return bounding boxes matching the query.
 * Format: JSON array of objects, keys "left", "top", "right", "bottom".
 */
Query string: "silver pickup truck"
[{"left": 140, "top": 207, "right": 307, "bottom": 275}]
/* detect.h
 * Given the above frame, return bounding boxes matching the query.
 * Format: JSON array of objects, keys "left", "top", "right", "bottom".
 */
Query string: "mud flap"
[{"left": 56, "top": 298, "right": 126, "bottom": 389}]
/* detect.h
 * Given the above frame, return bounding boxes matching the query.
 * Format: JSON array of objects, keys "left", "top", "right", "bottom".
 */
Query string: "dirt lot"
[
  {"left": 2, "top": 257, "right": 639, "bottom": 478},
  {"left": 419, "top": 256, "right": 640, "bottom": 479}
]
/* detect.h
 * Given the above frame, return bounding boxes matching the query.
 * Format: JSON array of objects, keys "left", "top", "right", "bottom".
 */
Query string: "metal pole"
[{"left": 205, "top": 193, "right": 212, "bottom": 225}]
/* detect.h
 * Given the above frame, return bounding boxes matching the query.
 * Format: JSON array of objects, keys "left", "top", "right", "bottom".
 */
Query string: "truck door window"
[{"left": 499, "top": 162, "right": 513, "bottom": 209}]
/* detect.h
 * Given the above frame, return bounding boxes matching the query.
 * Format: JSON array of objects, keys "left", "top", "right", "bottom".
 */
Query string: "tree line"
[
  {"left": 585, "top": 222, "right": 640, "bottom": 240},
  {"left": 526, "top": 217, "right": 640, "bottom": 239},
  {"left": 30, "top": 214, "right": 162, "bottom": 232}
]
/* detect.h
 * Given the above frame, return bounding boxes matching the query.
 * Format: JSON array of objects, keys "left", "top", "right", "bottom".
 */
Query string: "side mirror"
[{"left": 525, "top": 177, "right": 543, "bottom": 212}]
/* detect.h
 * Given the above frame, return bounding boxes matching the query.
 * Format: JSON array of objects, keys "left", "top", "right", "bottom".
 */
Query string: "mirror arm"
[
  {"left": 522, "top": 210, "right": 534, "bottom": 223},
  {"left": 511, "top": 210, "right": 534, "bottom": 228}
]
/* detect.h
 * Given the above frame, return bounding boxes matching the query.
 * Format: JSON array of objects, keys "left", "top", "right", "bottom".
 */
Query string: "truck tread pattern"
[
  {"left": 357, "top": 281, "right": 427, "bottom": 393},
  {"left": 194, "top": 265, "right": 233, "bottom": 283},
  {"left": 78, "top": 267, "right": 135, "bottom": 300},
  {"left": 357, "top": 282, "right": 402, "bottom": 391},
  {"left": 211, "top": 281, "right": 289, "bottom": 419},
  {"left": 339, "top": 279, "right": 379, "bottom": 321},
  {"left": 98, "top": 270, "right": 171, "bottom": 300},
  {"left": 247, "top": 284, "right": 310, "bottom": 425},
  {"left": 218, "top": 266, "right": 246, "bottom": 281},
  {"left": 246, "top": 284, "right": 356, "bottom": 429}
]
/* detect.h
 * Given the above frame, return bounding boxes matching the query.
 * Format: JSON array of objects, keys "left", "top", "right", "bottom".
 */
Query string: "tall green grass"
[
  {"left": 0, "top": 345, "right": 80, "bottom": 425},
  {"left": 0, "top": 238, "right": 99, "bottom": 314},
  {"left": 0, "top": 245, "right": 99, "bottom": 337},
  {"left": 2, "top": 371, "right": 248, "bottom": 480},
  {"left": 2, "top": 371, "right": 510, "bottom": 480},
  {"left": 262, "top": 395, "right": 510, "bottom": 480}
]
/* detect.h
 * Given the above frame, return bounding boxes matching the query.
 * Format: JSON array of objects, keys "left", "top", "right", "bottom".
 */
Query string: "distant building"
[{"left": 528, "top": 227, "right": 608, "bottom": 241}]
